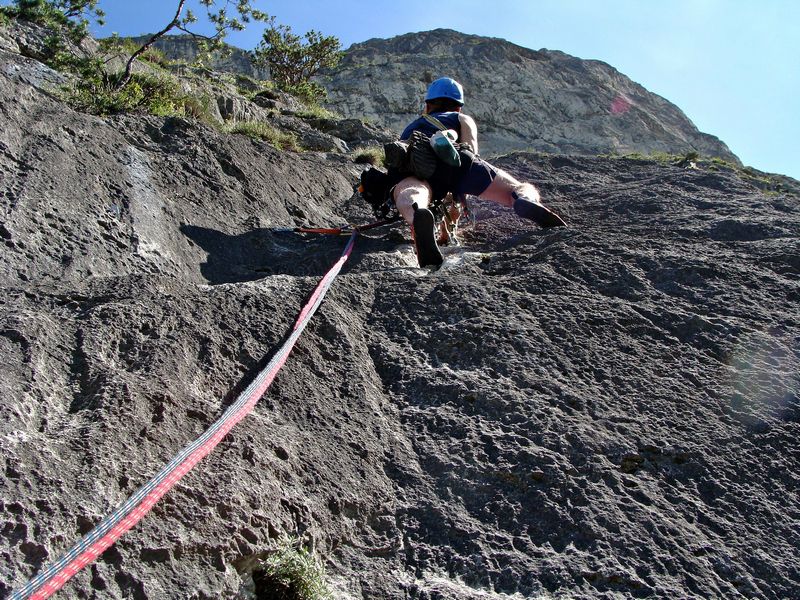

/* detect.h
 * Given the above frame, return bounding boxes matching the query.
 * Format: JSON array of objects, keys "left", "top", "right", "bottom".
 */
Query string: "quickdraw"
[{"left": 434, "top": 194, "right": 476, "bottom": 247}]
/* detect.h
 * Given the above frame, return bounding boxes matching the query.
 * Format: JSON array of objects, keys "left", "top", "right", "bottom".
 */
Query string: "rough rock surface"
[
  {"left": 2, "top": 26, "right": 799, "bottom": 600},
  {"left": 0, "top": 17, "right": 99, "bottom": 64},
  {"left": 319, "top": 29, "right": 740, "bottom": 162}
]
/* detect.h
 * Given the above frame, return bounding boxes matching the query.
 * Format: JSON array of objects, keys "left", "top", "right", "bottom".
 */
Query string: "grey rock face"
[
  {"left": 215, "top": 92, "right": 271, "bottom": 123},
  {"left": 319, "top": 29, "right": 740, "bottom": 162},
  {"left": 0, "top": 18, "right": 98, "bottom": 63},
  {"left": 252, "top": 89, "right": 306, "bottom": 113},
  {"left": 305, "top": 117, "right": 397, "bottom": 148},
  {"left": 2, "top": 22, "right": 799, "bottom": 600}
]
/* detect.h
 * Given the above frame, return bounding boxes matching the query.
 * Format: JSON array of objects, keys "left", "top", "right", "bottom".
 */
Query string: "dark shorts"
[
  {"left": 427, "top": 151, "right": 497, "bottom": 201},
  {"left": 455, "top": 154, "right": 497, "bottom": 197}
]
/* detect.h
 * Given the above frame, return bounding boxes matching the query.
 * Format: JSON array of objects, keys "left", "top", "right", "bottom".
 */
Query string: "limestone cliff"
[{"left": 319, "top": 29, "right": 739, "bottom": 161}]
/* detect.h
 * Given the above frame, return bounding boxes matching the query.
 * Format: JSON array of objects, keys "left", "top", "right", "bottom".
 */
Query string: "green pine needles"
[{"left": 252, "top": 17, "right": 343, "bottom": 104}]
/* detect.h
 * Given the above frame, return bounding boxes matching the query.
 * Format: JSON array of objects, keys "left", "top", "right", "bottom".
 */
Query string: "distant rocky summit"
[{"left": 319, "top": 29, "right": 740, "bottom": 161}]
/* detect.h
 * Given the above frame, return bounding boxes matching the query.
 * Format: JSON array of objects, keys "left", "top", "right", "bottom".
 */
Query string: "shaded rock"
[
  {"left": 1, "top": 19, "right": 799, "bottom": 600},
  {"left": 269, "top": 114, "right": 350, "bottom": 152},
  {"left": 306, "top": 117, "right": 396, "bottom": 147},
  {"left": 294, "top": 128, "right": 349, "bottom": 153},
  {"left": 0, "top": 46, "right": 68, "bottom": 90},
  {"left": 252, "top": 89, "right": 306, "bottom": 113},
  {"left": 0, "top": 24, "right": 20, "bottom": 53},
  {"left": 215, "top": 93, "right": 272, "bottom": 123}
]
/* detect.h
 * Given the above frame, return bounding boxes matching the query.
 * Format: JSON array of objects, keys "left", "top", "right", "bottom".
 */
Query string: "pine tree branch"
[{"left": 116, "top": 0, "right": 187, "bottom": 89}]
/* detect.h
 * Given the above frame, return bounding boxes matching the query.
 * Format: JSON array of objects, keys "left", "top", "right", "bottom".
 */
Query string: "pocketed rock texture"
[{"left": 2, "top": 32, "right": 800, "bottom": 600}]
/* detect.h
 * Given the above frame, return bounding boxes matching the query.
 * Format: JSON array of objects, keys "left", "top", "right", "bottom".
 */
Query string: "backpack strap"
[
  {"left": 423, "top": 114, "right": 469, "bottom": 153},
  {"left": 422, "top": 113, "right": 449, "bottom": 131}
]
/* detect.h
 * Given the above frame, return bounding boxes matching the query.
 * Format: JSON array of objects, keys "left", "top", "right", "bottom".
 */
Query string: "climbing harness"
[
  {"left": 10, "top": 232, "right": 360, "bottom": 600},
  {"left": 435, "top": 194, "right": 473, "bottom": 247},
  {"left": 357, "top": 166, "right": 476, "bottom": 248}
]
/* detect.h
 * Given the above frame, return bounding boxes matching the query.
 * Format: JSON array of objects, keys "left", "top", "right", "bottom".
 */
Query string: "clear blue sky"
[{"left": 8, "top": 0, "right": 799, "bottom": 179}]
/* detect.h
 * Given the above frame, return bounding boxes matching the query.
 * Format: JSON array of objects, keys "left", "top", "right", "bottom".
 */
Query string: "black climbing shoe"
[
  {"left": 513, "top": 195, "right": 567, "bottom": 228},
  {"left": 412, "top": 208, "right": 444, "bottom": 267}
]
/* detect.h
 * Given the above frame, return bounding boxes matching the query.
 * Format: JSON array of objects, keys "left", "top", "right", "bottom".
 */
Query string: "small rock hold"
[
  {"left": 529, "top": 470, "right": 546, "bottom": 482},
  {"left": 620, "top": 454, "right": 644, "bottom": 474},
  {"left": 140, "top": 547, "right": 171, "bottom": 563}
]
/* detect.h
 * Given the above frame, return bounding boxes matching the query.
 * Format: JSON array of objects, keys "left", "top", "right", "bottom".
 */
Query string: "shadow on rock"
[{"left": 180, "top": 224, "right": 353, "bottom": 284}]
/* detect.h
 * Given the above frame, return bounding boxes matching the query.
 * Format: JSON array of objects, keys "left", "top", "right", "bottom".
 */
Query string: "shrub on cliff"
[
  {"left": 114, "top": 0, "right": 267, "bottom": 89},
  {"left": 251, "top": 539, "right": 333, "bottom": 600},
  {"left": 99, "top": 34, "right": 170, "bottom": 69},
  {"left": 66, "top": 70, "right": 190, "bottom": 116},
  {"left": 2, "top": 1, "right": 344, "bottom": 142},
  {"left": 252, "top": 18, "right": 342, "bottom": 105}
]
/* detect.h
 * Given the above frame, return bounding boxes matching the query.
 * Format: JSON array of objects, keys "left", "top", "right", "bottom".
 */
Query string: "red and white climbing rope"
[{"left": 11, "top": 231, "right": 359, "bottom": 599}]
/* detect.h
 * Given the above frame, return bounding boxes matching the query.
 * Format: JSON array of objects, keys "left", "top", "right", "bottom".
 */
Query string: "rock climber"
[{"left": 394, "top": 76, "right": 567, "bottom": 267}]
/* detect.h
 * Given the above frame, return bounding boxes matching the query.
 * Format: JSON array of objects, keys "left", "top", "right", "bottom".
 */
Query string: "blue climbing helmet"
[{"left": 425, "top": 77, "right": 465, "bottom": 105}]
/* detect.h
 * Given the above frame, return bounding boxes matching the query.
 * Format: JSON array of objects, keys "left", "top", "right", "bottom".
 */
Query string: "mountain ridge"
[
  {"left": 319, "top": 29, "right": 739, "bottom": 161},
  {"left": 127, "top": 33, "right": 271, "bottom": 81},
  {"left": 135, "top": 28, "right": 739, "bottom": 162}
]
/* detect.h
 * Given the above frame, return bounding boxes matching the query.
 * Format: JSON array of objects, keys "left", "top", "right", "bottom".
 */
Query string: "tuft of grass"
[
  {"left": 181, "top": 93, "right": 220, "bottom": 127},
  {"left": 710, "top": 157, "right": 737, "bottom": 170},
  {"left": 138, "top": 47, "right": 169, "bottom": 67},
  {"left": 251, "top": 538, "right": 333, "bottom": 600},
  {"left": 352, "top": 146, "right": 385, "bottom": 166},
  {"left": 224, "top": 120, "right": 300, "bottom": 151},
  {"left": 296, "top": 103, "right": 340, "bottom": 120},
  {"left": 63, "top": 70, "right": 191, "bottom": 116},
  {"left": 234, "top": 74, "right": 275, "bottom": 99},
  {"left": 98, "top": 35, "right": 169, "bottom": 68}
]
